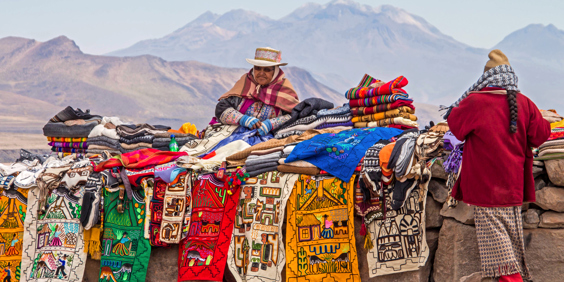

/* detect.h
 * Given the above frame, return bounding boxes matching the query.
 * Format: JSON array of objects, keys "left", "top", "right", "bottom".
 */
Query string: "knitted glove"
[
  {"left": 239, "top": 115, "right": 260, "bottom": 129},
  {"left": 258, "top": 120, "right": 273, "bottom": 136}
]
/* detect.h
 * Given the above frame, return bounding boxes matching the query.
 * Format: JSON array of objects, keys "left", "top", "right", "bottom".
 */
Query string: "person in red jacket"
[{"left": 446, "top": 50, "right": 551, "bottom": 282}]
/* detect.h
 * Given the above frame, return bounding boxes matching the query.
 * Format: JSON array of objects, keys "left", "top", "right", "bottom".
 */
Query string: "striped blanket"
[
  {"left": 345, "top": 76, "right": 408, "bottom": 99},
  {"left": 349, "top": 94, "right": 412, "bottom": 107}
]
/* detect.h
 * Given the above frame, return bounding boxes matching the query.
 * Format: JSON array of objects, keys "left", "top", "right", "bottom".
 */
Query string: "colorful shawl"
[
  {"left": 51, "top": 147, "right": 87, "bottom": 154},
  {"left": 0, "top": 186, "right": 28, "bottom": 282},
  {"left": 178, "top": 173, "right": 240, "bottom": 281},
  {"left": 442, "top": 64, "right": 518, "bottom": 119},
  {"left": 99, "top": 186, "right": 151, "bottom": 282},
  {"left": 351, "top": 107, "right": 416, "bottom": 123},
  {"left": 219, "top": 69, "right": 299, "bottom": 113},
  {"left": 21, "top": 186, "right": 87, "bottom": 281},
  {"left": 227, "top": 171, "right": 299, "bottom": 282},
  {"left": 351, "top": 100, "right": 415, "bottom": 116},
  {"left": 94, "top": 149, "right": 187, "bottom": 172},
  {"left": 285, "top": 175, "right": 361, "bottom": 282},
  {"left": 349, "top": 94, "right": 412, "bottom": 108},
  {"left": 345, "top": 76, "right": 408, "bottom": 99}
]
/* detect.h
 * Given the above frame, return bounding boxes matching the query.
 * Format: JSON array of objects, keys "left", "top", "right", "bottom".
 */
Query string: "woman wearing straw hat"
[
  {"left": 445, "top": 50, "right": 550, "bottom": 282},
  {"left": 214, "top": 47, "right": 300, "bottom": 136}
]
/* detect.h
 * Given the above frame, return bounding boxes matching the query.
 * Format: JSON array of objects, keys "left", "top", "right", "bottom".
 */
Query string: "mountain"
[
  {"left": 108, "top": 0, "right": 564, "bottom": 112},
  {"left": 0, "top": 36, "right": 345, "bottom": 133}
]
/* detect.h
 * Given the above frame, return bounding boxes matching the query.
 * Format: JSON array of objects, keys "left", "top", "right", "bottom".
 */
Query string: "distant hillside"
[{"left": 0, "top": 36, "right": 348, "bottom": 132}]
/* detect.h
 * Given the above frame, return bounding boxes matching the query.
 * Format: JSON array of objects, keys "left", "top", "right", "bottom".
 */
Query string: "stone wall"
[{"left": 82, "top": 160, "right": 564, "bottom": 281}]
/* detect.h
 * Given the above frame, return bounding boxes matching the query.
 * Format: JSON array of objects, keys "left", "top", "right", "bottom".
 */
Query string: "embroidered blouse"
[{"left": 215, "top": 96, "right": 291, "bottom": 130}]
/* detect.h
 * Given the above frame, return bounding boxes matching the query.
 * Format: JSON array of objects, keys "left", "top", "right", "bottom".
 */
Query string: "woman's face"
[{"left": 254, "top": 66, "right": 275, "bottom": 86}]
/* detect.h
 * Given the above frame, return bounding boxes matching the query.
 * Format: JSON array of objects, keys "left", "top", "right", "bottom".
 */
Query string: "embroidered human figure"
[
  {"left": 321, "top": 215, "right": 334, "bottom": 239},
  {"left": 112, "top": 232, "right": 131, "bottom": 256},
  {"left": 50, "top": 225, "right": 63, "bottom": 246},
  {"left": 55, "top": 254, "right": 68, "bottom": 279},
  {"left": 4, "top": 233, "right": 19, "bottom": 256},
  {"left": 3, "top": 262, "right": 11, "bottom": 282}
]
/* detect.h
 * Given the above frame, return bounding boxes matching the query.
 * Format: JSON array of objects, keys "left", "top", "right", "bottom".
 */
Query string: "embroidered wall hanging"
[
  {"left": 178, "top": 173, "right": 240, "bottom": 281},
  {"left": 285, "top": 175, "right": 361, "bottom": 282},
  {"left": 0, "top": 185, "right": 29, "bottom": 282},
  {"left": 140, "top": 178, "right": 153, "bottom": 240},
  {"left": 148, "top": 178, "right": 169, "bottom": 247},
  {"left": 227, "top": 171, "right": 298, "bottom": 282},
  {"left": 365, "top": 184, "right": 430, "bottom": 277},
  {"left": 21, "top": 186, "right": 87, "bottom": 281},
  {"left": 159, "top": 171, "right": 191, "bottom": 244},
  {"left": 99, "top": 185, "right": 151, "bottom": 282}
]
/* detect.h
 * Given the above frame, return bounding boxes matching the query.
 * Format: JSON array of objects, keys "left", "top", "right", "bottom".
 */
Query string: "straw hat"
[{"left": 246, "top": 47, "right": 288, "bottom": 67}]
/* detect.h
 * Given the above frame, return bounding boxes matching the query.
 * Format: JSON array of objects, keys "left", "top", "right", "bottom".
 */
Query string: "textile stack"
[
  {"left": 536, "top": 110, "right": 564, "bottom": 160},
  {"left": 42, "top": 106, "right": 101, "bottom": 158},
  {"left": 347, "top": 74, "right": 419, "bottom": 129},
  {"left": 273, "top": 98, "right": 342, "bottom": 138}
]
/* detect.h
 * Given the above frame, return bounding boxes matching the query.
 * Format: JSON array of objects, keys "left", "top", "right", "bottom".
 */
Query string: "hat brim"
[{"left": 246, "top": 58, "right": 287, "bottom": 67}]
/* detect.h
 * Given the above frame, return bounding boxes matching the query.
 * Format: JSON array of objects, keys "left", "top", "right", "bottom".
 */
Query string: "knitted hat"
[{"left": 484, "top": 49, "right": 510, "bottom": 73}]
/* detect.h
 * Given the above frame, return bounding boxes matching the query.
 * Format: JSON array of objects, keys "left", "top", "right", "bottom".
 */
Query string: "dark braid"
[{"left": 506, "top": 90, "right": 518, "bottom": 133}]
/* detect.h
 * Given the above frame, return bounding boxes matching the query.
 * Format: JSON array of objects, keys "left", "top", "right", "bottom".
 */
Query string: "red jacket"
[{"left": 447, "top": 87, "right": 550, "bottom": 207}]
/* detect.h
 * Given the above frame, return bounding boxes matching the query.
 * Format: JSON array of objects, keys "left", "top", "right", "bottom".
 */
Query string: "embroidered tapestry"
[
  {"left": 178, "top": 173, "right": 240, "bottom": 281},
  {"left": 99, "top": 185, "right": 151, "bottom": 282},
  {"left": 285, "top": 175, "right": 361, "bottom": 282},
  {"left": 366, "top": 184, "right": 430, "bottom": 277},
  {"left": 21, "top": 186, "right": 87, "bottom": 281},
  {"left": 0, "top": 184, "right": 29, "bottom": 282},
  {"left": 159, "top": 171, "right": 191, "bottom": 244},
  {"left": 227, "top": 171, "right": 298, "bottom": 282},
  {"left": 140, "top": 178, "right": 153, "bottom": 240},
  {"left": 148, "top": 178, "right": 169, "bottom": 247}
]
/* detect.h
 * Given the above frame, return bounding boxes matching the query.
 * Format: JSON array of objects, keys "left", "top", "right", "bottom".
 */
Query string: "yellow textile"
[
  {"left": 180, "top": 122, "right": 198, "bottom": 135},
  {"left": 551, "top": 120, "right": 564, "bottom": 129},
  {"left": 285, "top": 175, "right": 361, "bottom": 282},
  {"left": 0, "top": 188, "right": 29, "bottom": 280},
  {"left": 354, "top": 117, "right": 419, "bottom": 128},
  {"left": 46, "top": 137, "right": 88, "bottom": 142},
  {"left": 351, "top": 106, "right": 415, "bottom": 123},
  {"left": 83, "top": 227, "right": 102, "bottom": 260}
]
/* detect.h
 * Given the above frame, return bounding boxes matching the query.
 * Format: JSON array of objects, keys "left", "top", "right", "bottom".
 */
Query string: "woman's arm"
[
  {"left": 526, "top": 98, "right": 551, "bottom": 148},
  {"left": 215, "top": 97, "right": 244, "bottom": 124},
  {"left": 447, "top": 95, "right": 477, "bottom": 141}
]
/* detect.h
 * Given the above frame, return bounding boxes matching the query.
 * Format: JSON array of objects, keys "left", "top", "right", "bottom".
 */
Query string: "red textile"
[
  {"left": 350, "top": 100, "right": 415, "bottom": 116},
  {"left": 345, "top": 76, "right": 408, "bottom": 99},
  {"left": 94, "top": 148, "right": 187, "bottom": 172},
  {"left": 149, "top": 178, "right": 169, "bottom": 247},
  {"left": 178, "top": 173, "right": 240, "bottom": 281},
  {"left": 388, "top": 124, "right": 418, "bottom": 130},
  {"left": 447, "top": 88, "right": 550, "bottom": 207},
  {"left": 499, "top": 273, "right": 523, "bottom": 282}
]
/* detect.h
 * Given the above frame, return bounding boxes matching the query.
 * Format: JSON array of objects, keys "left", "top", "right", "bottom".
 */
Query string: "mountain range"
[{"left": 110, "top": 0, "right": 564, "bottom": 112}]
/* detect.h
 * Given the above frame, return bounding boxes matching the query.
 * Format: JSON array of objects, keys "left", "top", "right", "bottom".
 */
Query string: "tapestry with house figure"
[
  {"left": 0, "top": 176, "right": 29, "bottom": 282},
  {"left": 98, "top": 184, "right": 151, "bottom": 282},
  {"left": 20, "top": 185, "right": 87, "bottom": 281},
  {"left": 285, "top": 175, "right": 360, "bottom": 282},
  {"left": 365, "top": 183, "right": 430, "bottom": 277},
  {"left": 227, "top": 171, "right": 298, "bottom": 282},
  {"left": 178, "top": 173, "right": 240, "bottom": 281}
]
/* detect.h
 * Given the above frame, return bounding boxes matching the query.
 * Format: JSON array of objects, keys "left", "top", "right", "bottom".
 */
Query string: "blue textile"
[
  {"left": 285, "top": 127, "right": 402, "bottom": 181},
  {"left": 200, "top": 126, "right": 273, "bottom": 158}
]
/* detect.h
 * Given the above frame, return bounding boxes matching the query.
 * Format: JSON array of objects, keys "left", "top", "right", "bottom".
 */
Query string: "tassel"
[
  {"left": 359, "top": 223, "right": 366, "bottom": 236},
  {"left": 83, "top": 229, "right": 91, "bottom": 253},
  {"left": 364, "top": 231, "right": 374, "bottom": 250}
]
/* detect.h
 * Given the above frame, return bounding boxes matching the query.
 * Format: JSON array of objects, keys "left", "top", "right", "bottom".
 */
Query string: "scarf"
[
  {"left": 442, "top": 64, "right": 519, "bottom": 119},
  {"left": 219, "top": 68, "right": 299, "bottom": 113}
]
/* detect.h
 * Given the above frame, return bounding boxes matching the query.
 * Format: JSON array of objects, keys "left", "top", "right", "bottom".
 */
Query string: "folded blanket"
[
  {"left": 117, "top": 123, "right": 170, "bottom": 138},
  {"left": 345, "top": 76, "right": 408, "bottom": 99},
  {"left": 153, "top": 132, "right": 198, "bottom": 138},
  {"left": 52, "top": 147, "right": 87, "bottom": 153},
  {"left": 120, "top": 142, "right": 153, "bottom": 150},
  {"left": 278, "top": 159, "right": 316, "bottom": 167},
  {"left": 315, "top": 121, "right": 354, "bottom": 130},
  {"left": 43, "top": 121, "right": 97, "bottom": 138},
  {"left": 539, "top": 139, "right": 564, "bottom": 150},
  {"left": 47, "top": 137, "right": 88, "bottom": 142},
  {"left": 350, "top": 100, "right": 415, "bottom": 116},
  {"left": 48, "top": 141, "right": 88, "bottom": 149},
  {"left": 354, "top": 117, "right": 419, "bottom": 128},
  {"left": 119, "top": 135, "right": 155, "bottom": 144},
  {"left": 245, "top": 161, "right": 280, "bottom": 172},
  {"left": 248, "top": 146, "right": 284, "bottom": 156},
  {"left": 152, "top": 136, "right": 196, "bottom": 147},
  {"left": 277, "top": 164, "right": 320, "bottom": 175},
  {"left": 317, "top": 104, "right": 351, "bottom": 117},
  {"left": 246, "top": 165, "right": 279, "bottom": 177},
  {"left": 277, "top": 117, "right": 327, "bottom": 135},
  {"left": 351, "top": 110, "right": 417, "bottom": 123},
  {"left": 349, "top": 94, "right": 412, "bottom": 108}
]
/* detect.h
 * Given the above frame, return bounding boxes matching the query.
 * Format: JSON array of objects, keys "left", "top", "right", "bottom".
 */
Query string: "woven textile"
[
  {"left": 21, "top": 186, "right": 87, "bottom": 281},
  {"left": 227, "top": 171, "right": 299, "bottom": 282},
  {"left": 178, "top": 173, "right": 240, "bottom": 281},
  {"left": 48, "top": 142, "right": 88, "bottom": 149},
  {"left": 0, "top": 186, "right": 29, "bottom": 282},
  {"left": 345, "top": 76, "right": 408, "bottom": 99},
  {"left": 99, "top": 186, "right": 151, "bottom": 282},
  {"left": 351, "top": 109, "right": 416, "bottom": 123},
  {"left": 349, "top": 94, "right": 411, "bottom": 108},
  {"left": 474, "top": 206, "right": 530, "bottom": 279},
  {"left": 350, "top": 100, "right": 415, "bottom": 116},
  {"left": 148, "top": 179, "right": 169, "bottom": 247},
  {"left": 47, "top": 137, "right": 87, "bottom": 143},
  {"left": 159, "top": 172, "right": 191, "bottom": 244},
  {"left": 285, "top": 175, "right": 361, "bottom": 282}
]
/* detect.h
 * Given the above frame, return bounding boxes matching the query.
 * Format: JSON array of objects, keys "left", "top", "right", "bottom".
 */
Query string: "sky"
[{"left": 0, "top": 0, "right": 562, "bottom": 55}]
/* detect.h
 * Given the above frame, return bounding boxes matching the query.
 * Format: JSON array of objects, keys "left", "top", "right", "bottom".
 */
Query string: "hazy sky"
[{"left": 1, "top": 0, "right": 562, "bottom": 55}]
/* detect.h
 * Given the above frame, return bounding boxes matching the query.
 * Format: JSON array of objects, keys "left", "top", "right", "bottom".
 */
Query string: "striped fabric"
[
  {"left": 351, "top": 107, "right": 416, "bottom": 123},
  {"left": 350, "top": 100, "right": 415, "bottom": 116},
  {"left": 51, "top": 147, "right": 87, "bottom": 153},
  {"left": 48, "top": 141, "right": 88, "bottom": 149},
  {"left": 349, "top": 94, "right": 412, "bottom": 107},
  {"left": 356, "top": 73, "right": 381, "bottom": 88},
  {"left": 345, "top": 76, "right": 409, "bottom": 99},
  {"left": 47, "top": 137, "right": 88, "bottom": 142}
]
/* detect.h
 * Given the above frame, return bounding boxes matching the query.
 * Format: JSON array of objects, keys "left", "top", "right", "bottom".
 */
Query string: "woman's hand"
[
  {"left": 252, "top": 121, "right": 263, "bottom": 130},
  {"left": 239, "top": 115, "right": 260, "bottom": 129},
  {"left": 258, "top": 120, "right": 273, "bottom": 136}
]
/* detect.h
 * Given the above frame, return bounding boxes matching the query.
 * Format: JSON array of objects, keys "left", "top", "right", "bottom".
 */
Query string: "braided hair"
[{"left": 506, "top": 90, "right": 518, "bottom": 133}]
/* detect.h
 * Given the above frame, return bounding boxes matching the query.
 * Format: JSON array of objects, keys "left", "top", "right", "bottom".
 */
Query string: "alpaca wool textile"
[
  {"left": 48, "top": 142, "right": 88, "bottom": 149},
  {"left": 159, "top": 172, "right": 191, "bottom": 244},
  {"left": 351, "top": 108, "right": 416, "bottom": 123},
  {"left": 227, "top": 171, "right": 299, "bottom": 282},
  {"left": 350, "top": 100, "right": 415, "bottom": 116},
  {"left": 99, "top": 186, "right": 151, "bottom": 282},
  {"left": 178, "top": 173, "right": 240, "bottom": 281},
  {"left": 474, "top": 206, "right": 530, "bottom": 279},
  {"left": 316, "top": 104, "right": 351, "bottom": 117},
  {"left": 349, "top": 94, "right": 411, "bottom": 108},
  {"left": 218, "top": 69, "right": 299, "bottom": 113},
  {"left": 345, "top": 76, "right": 408, "bottom": 99},
  {"left": 354, "top": 117, "right": 419, "bottom": 128},
  {"left": 285, "top": 175, "right": 361, "bottom": 282},
  {"left": 0, "top": 186, "right": 29, "bottom": 282},
  {"left": 21, "top": 185, "right": 87, "bottom": 281},
  {"left": 285, "top": 127, "right": 402, "bottom": 181},
  {"left": 94, "top": 148, "right": 187, "bottom": 172}
]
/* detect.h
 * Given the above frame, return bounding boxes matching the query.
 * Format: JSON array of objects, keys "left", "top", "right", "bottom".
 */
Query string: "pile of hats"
[
  {"left": 42, "top": 106, "right": 101, "bottom": 158},
  {"left": 537, "top": 110, "right": 564, "bottom": 160},
  {"left": 347, "top": 74, "right": 418, "bottom": 130}
]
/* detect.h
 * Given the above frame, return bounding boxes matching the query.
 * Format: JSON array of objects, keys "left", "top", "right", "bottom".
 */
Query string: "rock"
[
  {"left": 522, "top": 202, "right": 530, "bottom": 211},
  {"left": 533, "top": 165, "right": 545, "bottom": 178},
  {"left": 428, "top": 179, "right": 449, "bottom": 204},
  {"left": 545, "top": 159, "right": 564, "bottom": 186},
  {"left": 431, "top": 162, "right": 448, "bottom": 180},
  {"left": 459, "top": 272, "right": 495, "bottom": 282},
  {"left": 524, "top": 228, "right": 564, "bottom": 281},
  {"left": 533, "top": 160, "right": 544, "bottom": 167},
  {"left": 440, "top": 202, "right": 474, "bottom": 225},
  {"left": 535, "top": 177, "right": 547, "bottom": 191},
  {"left": 535, "top": 186, "right": 564, "bottom": 212},
  {"left": 522, "top": 209, "right": 540, "bottom": 229},
  {"left": 426, "top": 195, "right": 444, "bottom": 229},
  {"left": 539, "top": 211, "right": 564, "bottom": 228},
  {"left": 433, "top": 219, "right": 481, "bottom": 282}
]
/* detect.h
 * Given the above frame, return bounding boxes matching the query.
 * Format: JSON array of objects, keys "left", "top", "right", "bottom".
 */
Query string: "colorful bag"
[
  {"left": 0, "top": 185, "right": 29, "bottom": 282},
  {"left": 159, "top": 172, "right": 191, "bottom": 244}
]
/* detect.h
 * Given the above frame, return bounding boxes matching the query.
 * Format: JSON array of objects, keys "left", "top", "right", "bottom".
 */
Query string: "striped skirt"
[{"left": 474, "top": 206, "right": 531, "bottom": 279}]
